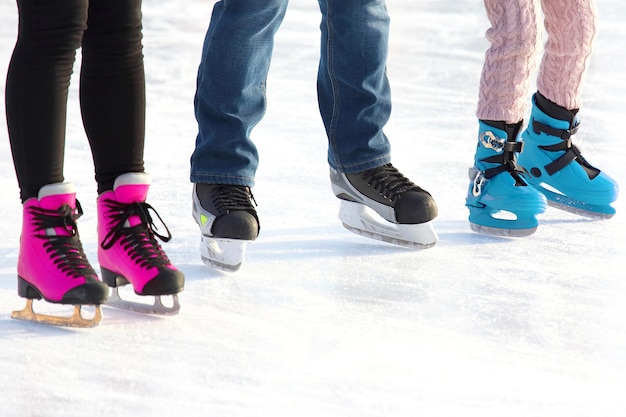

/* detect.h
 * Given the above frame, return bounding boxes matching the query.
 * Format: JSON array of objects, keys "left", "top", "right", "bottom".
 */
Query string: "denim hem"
[
  {"left": 190, "top": 174, "right": 255, "bottom": 187},
  {"left": 329, "top": 154, "right": 391, "bottom": 174}
]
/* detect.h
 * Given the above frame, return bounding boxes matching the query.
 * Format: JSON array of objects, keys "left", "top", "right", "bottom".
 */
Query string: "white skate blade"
[
  {"left": 200, "top": 236, "right": 249, "bottom": 272},
  {"left": 106, "top": 287, "right": 180, "bottom": 316},
  {"left": 11, "top": 299, "right": 102, "bottom": 328},
  {"left": 339, "top": 201, "right": 437, "bottom": 248}
]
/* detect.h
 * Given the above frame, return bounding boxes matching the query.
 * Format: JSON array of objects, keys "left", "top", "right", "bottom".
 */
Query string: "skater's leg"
[
  {"left": 80, "top": 0, "right": 146, "bottom": 193},
  {"left": 476, "top": 0, "right": 540, "bottom": 123},
  {"left": 79, "top": 1, "right": 184, "bottom": 309},
  {"left": 536, "top": 0, "right": 597, "bottom": 111},
  {"left": 467, "top": 0, "right": 546, "bottom": 236},
  {"left": 190, "top": 1, "right": 285, "bottom": 270},
  {"left": 190, "top": 0, "right": 289, "bottom": 186},
  {"left": 318, "top": 0, "right": 437, "bottom": 246},
  {"left": 6, "top": 0, "right": 88, "bottom": 202},
  {"left": 517, "top": 0, "right": 618, "bottom": 217},
  {"left": 317, "top": 0, "right": 391, "bottom": 173},
  {"left": 6, "top": 1, "right": 107, "bottom": 327}
]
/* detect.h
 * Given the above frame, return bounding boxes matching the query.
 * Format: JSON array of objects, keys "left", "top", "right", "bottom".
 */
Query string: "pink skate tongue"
[
  {"left": 112, "top": 172, "right": 151, "bottom": 203},
  {"left": 39, "top": 193, "right": 75, "bottom": 211},
  {"left": 38, "top": 183, "right": 77, "bottom": 211},
  {"left": 114, "top": 183, "right": 149, "bottom": 205},
  {"left": 114, "top": 183, "right": 150, "bottom": 228},
  {"left": 37, "top": 183, "right": 78, "bottom": 237},
  {"left": 125, "top": 216, "right": 141, "bottom": 228}
]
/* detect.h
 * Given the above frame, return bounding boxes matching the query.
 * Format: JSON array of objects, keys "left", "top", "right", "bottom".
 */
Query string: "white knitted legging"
[{"left": 476, "top": 0, "right": 598, "bottom": 123}]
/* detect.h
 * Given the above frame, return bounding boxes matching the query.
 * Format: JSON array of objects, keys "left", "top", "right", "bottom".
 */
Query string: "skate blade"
[
  {"left": 545, "top": 193, "right": 615, "bottom": 219},
  {"left": 469, "top": 222, "right": 538, "bottom": 238},
  {"left": 530, "top": 184, "right": 616, "bottom": 219},
  {"left": 106, "top": 287, "right": 180, "bottom": 316},
  {"left": 339, "top": 201, "right": 437, "bottom": 248},
  {"left": 200, "top": 236, "right": 248, "bottom": 272},
  {"left": 468, "top": 210, "right": 539, "bottom": 237},
  {"left": 11, "top": 299, "right": 102, "bottom": 328}
]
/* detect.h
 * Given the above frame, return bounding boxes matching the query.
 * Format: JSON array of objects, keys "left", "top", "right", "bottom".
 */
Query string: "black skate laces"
[
  {"left": 100, "top": 200, "right": 172, "bottom": 269},
  {"left": 30, "top": 201, "right": 98, "bottom": 280},
  {"left": 359, "top": 164, "right": 427, "bottom": 202},
  {"left": 209, "top": 186, "right": 258, "bottom": 218}
]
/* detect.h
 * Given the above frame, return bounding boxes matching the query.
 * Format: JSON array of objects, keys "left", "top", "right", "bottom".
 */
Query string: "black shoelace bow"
[
  {"left": 30, "top": 200, "right": 97, "bottom": 280},
  {"left": 100, "top": 200, "right": 172, "bottom": 269}
]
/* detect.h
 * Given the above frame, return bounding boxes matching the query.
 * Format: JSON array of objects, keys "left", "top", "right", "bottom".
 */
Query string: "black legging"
[{"left": 5, "top": 0, "right": 146, "bottom": 202}]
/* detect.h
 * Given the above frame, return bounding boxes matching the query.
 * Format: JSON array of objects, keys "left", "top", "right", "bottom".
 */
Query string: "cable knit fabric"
[{"left": 477, "top": 0, "right": 598, "bottom": 123}]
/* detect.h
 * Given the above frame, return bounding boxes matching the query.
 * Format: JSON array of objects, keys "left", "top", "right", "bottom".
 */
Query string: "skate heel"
[
  {"left": 16, "top": 277, "right": 43, "bottom": 300},
  {"left": 100, "top": 267, "right": 130, "bottom": 288}
]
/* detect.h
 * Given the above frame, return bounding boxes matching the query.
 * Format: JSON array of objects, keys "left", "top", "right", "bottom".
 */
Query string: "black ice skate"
[
  {"left": 192, "top": 183, "right": 260, "bottom": 272},
  {"left": 330, "top": 164, "right": 438, "bottom": 248}
]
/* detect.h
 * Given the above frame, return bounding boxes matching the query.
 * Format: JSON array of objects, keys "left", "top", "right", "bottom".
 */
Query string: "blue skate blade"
[
  {"left": 468, "top": 209, "right": 539, "bottom": 237},
  {"left": 536, "top": 188, "right": 616, "bottom": 219}
]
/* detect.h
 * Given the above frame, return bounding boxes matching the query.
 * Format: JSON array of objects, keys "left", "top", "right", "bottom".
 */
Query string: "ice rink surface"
[{"left": 1, "top": 1, "right": 624, "bottom": 416}]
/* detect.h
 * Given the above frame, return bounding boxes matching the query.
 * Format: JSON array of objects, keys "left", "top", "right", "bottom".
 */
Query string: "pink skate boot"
[
  {"left": 11, "top": 182, "right": 108, "bottom": 328},
  {"left": 98, "top": 172, "right": 184, "bottom": 315}
]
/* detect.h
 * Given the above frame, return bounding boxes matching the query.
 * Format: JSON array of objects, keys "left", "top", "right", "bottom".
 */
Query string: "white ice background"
[{"left": 1, "top": 1, "right": 625, "bottom": 416}]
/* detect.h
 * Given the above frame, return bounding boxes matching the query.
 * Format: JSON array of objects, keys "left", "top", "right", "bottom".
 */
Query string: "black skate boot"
[
  {"left": 330, "top": 163, "right": 438, "bottom": 248},
  {"left": 192, "top": 183, "right": 260, "bottom": 271}
]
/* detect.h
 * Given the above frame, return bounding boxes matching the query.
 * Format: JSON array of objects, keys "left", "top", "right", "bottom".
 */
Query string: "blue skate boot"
[
  {"left": 518, "top": 93, "right": 619, "bottom": 218},
  {"left": 466, "top": 120, "right": 547, "bottom": 236}
]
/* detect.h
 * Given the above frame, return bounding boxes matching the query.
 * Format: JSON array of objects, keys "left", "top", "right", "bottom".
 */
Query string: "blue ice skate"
[
  {"left": 466, "top": 120, "right": 547, "bottom": 237},
  {"left": 518, "top": 93, "right": 619, "bottom": 218}
]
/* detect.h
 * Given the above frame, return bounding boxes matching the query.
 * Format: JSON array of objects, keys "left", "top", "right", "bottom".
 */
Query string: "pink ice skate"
[
  {"left": 98, "top": 172, "right": 184, "bottom": 315},
  {"left": 11, "top": 182, "right": 108, "bottom": 328}
]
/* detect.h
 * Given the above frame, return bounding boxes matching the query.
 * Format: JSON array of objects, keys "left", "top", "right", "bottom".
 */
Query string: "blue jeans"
[{"left": 190, "top": 0, "right": 392, "bottom": 186}]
